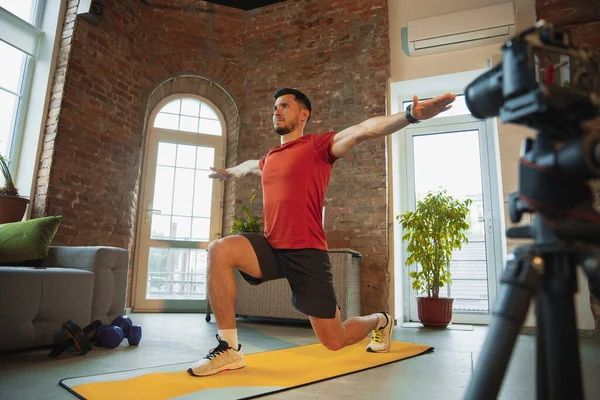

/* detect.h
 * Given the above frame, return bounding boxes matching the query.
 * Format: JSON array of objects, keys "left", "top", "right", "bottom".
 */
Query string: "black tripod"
[{"left": 464, "top": 133, "right": 600, "bottom": 400}]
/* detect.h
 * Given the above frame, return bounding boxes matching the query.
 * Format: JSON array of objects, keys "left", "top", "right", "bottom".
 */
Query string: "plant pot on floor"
[
  {"left": 417, "top": 296, "right": 454, "bottom": 328},
  {"left": 0, "top": 195, "right": 30, "bottom": 224},
  {"left": 397, "top": 189, "right": 472, "bottom": 330}
]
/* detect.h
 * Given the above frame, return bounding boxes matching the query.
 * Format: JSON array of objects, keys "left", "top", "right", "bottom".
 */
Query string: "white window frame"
[
  {"left": 404, "top": 117, "right": 499, "bottom": 324},
  {"left": 0, "top": 1, "right": 45, "bottom": 176},
  {"left": 390, "top": 68, "right": 507, "bottom": 324},
  {"left": 0, "top": 0, "right": 67, "bottom": 209}
]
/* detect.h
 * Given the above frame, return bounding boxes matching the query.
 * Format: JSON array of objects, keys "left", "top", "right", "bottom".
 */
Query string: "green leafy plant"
[
  {"left": 396, "top": 189, "right": 472, "bottom": 298},
  {"left": 0, "top": 153, "right": 19, "bottom": 196},
  {"left": 230, "top": 192, "right": 263, "bottom": 234}
]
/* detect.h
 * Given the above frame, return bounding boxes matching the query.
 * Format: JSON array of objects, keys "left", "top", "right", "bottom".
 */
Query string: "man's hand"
[
  {"left": 410, "top": 93, "right": 456, "bottom": 121},
  {"left": 208, "top": 167, "right": 230, "bottom": 181},
  {"left": 331, "top": 93, "right": 456, "bottom": 158},
  {"left": 208, "top": 160, "right": 262, "bottom": 180},
  {"left": 331, "top": 92, "right": 457, "bottom": 158}
]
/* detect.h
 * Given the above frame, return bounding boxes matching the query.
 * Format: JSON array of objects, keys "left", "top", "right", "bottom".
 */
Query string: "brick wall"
[
  {"left": 34, "top": 0, "right": 245, "bottom": 304},
  {"left": 35, "top": 0, "right": 390, "bottom": 314},
  {"left": 239, "top": 0, "right": 390, "bottom": 314},
  {"left": 537, "top": 0, "right": 600, "bottom": 330}
]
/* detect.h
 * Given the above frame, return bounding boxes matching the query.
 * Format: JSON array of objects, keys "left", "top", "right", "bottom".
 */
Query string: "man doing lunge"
[{"left": 189, "top": 88, "right": 455, "bottom": 376}]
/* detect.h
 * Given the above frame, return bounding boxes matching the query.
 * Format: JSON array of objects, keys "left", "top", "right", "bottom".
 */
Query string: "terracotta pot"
[
  {"left": 0, "top": 195, "right": 30, "bottom": 224},
  {"left": 417, "top": 296, "right": 454, "bottom": 327}
]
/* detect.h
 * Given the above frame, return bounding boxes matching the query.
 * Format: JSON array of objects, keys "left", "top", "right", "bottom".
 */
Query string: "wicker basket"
[{"left": 205, "top": 248, "right": 362, "bottom": 322}]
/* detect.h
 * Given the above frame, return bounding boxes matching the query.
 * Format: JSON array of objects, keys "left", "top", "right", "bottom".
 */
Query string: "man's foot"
[
  {"left": 187, "top": 334, "right": 245, "bottom": 376},
  {"left": 366, "top": 312, "right": 394, "bottom": 353}
]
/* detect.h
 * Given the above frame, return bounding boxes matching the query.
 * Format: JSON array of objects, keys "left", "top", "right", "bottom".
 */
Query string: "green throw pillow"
[{"left": 0, "top": 216, "right": 62, "bottom": 265}]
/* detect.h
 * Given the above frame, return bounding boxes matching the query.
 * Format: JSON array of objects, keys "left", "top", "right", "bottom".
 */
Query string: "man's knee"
[
  {"left": 320, "top": 336, "right": 345, "bottom": 351},
  {"left": 208, "top": 235, "right": 262, "bottom": 282},
  {"left": 207, "top": 239, "right": 222, "bottom": 258},
  {"left": 208, "top": 235, "right": 249, "bottom": 255},
  {"left": 207, "top": 238, "right": 231, "bottom": 265}
]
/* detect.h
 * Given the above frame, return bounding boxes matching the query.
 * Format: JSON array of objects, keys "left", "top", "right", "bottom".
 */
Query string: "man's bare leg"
[
  {"left": 206, "top": 236, "right": 262, "bottom": 329},
  {"left": 189, "top": 235, "right": 262, "bottom": 377},
  {"left": 310, "top": 308, "right": 393, "bottom": 352}
]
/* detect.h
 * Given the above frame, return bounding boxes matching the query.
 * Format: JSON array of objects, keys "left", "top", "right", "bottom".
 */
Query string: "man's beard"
[{"left": 274, "top": 118, "right": 298, "bottom": 135}]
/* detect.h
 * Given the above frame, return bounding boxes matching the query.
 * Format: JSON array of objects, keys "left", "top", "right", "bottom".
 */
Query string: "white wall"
[
  {"left": 388, "top": 0, "right": 535, "bottom": 82},
  {"left": 387, "top": 0, "right": 595, "bottom": 330}
]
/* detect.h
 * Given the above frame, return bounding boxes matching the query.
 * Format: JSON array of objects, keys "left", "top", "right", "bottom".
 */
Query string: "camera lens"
[{"left": 465, "top": 64, "right": 504, "bottom": 119}]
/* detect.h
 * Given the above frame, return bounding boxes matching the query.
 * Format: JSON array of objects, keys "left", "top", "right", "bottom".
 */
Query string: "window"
[
  {"left": 0, "top": 42, "right": 27, "bottom": 160},
  {"left": 150, "top": 142, "right": 215, "bottom": 241},
  {"left": 391, "top": 69, "right": 506, "bottom": 325},
  {"left": 0, "top": 0, "right": 43, "bottom": 179},
  {"left": 154, "top": 98, "right": 222, "bottom": 136},
  {"left": 1, "top": 0, "right": 38, "bottom": 24}
]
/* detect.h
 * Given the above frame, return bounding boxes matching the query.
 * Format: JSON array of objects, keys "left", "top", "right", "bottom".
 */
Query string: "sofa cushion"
[
  {"left": 43, "top": 246, "right": 129, "bottom": 323},
  {"left": 0, "top": 267, "right": 43, "bottom": 352},
  {"left": 36, "top": 267, "right": 95, "bottom": 346},
  {"left": 0, "top": 216, "right": 62, "bottom": 266},
  {"left": 0, "top": 266, "right": 94, "bottom": 352}
]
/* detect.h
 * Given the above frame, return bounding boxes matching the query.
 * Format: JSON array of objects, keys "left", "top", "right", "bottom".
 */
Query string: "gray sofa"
[{"left": 0, "top": 246, "right": 128, "bottom": 353}]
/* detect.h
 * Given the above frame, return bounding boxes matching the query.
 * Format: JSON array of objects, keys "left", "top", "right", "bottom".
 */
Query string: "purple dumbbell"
[{"left": 111, "top": 315, "right": 142, "bottom": 345}]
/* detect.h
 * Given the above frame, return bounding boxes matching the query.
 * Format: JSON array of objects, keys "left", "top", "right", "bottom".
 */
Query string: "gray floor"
[{"left": 0, "top": 312, "right": 599, "bottom": 399}]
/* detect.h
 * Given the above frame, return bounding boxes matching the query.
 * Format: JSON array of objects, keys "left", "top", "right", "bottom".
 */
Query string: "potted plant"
[
  {"left": 0, "top": 153, "right": 30, "bottom": 224},
  {"left": 230, "top": 192, "right": 263, "bottom": 235},
  {"left": 396, "top": 189, "right": 472, "bottom": 327}
]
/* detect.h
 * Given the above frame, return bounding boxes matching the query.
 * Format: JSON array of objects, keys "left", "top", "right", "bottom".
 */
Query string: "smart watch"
[{"left": 405, "top": 104, "right": 420, "bottom": 124}]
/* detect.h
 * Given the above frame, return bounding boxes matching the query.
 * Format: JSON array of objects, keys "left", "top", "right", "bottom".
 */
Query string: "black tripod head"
[{"left": 464, "top": 20, "right": 600, "bottom": 244}]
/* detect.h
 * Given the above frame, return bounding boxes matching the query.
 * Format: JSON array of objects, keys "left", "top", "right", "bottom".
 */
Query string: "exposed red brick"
[
  {"left": 34, "top": 0, "right": 389, "bottom": 314},
  {"left": 239, "top": 0, "right": 390, "bottom": 314}
]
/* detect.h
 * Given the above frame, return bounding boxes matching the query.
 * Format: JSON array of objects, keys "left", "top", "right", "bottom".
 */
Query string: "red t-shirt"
[
  {"left": 258, "top": 132, "right": 339, "bottom": 250},
  {"left": 544, "top": 65, "right": 554, "bottom": 85}
]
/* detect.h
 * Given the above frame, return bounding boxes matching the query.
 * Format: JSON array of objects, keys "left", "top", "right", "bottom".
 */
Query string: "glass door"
[
  {"left": 133, "top": 96, "right": 225, "bottom": 312},
  {"left": 405, "top": 119, "right": 501, "bottom": 324}
]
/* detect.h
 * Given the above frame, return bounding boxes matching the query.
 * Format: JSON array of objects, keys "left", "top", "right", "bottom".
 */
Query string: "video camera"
[
  {"left": 463, "top": 21, "right": 600, "bottom": 400},
  {"left": 465, "top": 20, "right": 600, "bottom": 137},
  {"left": 464, "top": 20, "right": 600, "bottom": 243}
]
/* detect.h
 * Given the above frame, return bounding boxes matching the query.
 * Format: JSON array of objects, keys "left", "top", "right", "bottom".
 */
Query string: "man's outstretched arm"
[
  {"left": 209, "top": 160, "right": 261, "bottom": 180},
  {"left": 331, "top": 93, "right": 456, "bottom": 158}
]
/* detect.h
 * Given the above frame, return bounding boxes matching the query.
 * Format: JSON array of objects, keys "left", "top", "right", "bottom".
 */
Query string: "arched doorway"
[{"left": 133, "top": 94, "right": 227, "bottom": 312}]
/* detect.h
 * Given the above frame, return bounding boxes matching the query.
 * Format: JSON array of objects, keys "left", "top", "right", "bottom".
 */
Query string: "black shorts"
[{"left": 238, "top": 233, "right": 338, "bottom": 319}]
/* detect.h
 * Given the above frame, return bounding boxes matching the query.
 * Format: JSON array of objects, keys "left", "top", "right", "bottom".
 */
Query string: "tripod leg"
[
  {"left": 537, "top": 255, "right": 583, "bottom": 400},
  {"left": 535, "top": 294, "right": 549, "bottom": 400},
  {"left": 464, "top": 248, "right": 539, "bottom": 400}
]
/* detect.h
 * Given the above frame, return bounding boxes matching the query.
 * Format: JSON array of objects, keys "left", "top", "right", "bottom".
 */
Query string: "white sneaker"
[
  {"left": 188, "top": 334, "right": 245, "bottom": 377},
  {"left": 366, "top": 312, "right": 394, "bottom": 353}
]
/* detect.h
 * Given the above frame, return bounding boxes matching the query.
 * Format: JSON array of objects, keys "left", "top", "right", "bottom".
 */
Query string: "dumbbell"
[
  {"left": 95, "top": 315, "right": 142, "bottom": 349},
  {"left": 111, "top": 315, "right": 142, "bottom": 346},
  {"left": 49, "top": 319, "right": 102, "bottom": 357}
]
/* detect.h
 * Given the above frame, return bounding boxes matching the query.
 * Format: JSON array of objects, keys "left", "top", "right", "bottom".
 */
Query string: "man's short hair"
[{"left": 274, "top": 88, "right": 312, "bottom": 122}]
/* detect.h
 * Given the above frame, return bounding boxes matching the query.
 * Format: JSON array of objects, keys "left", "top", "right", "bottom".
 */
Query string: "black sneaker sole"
[{"left": 187, "top": 364, "right": 245, "bottom": 377}]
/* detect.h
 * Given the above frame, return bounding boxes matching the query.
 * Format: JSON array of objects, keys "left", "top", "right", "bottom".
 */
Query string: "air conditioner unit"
[{"left": 403, "top": 2, "right": 516, "bottom": 57}]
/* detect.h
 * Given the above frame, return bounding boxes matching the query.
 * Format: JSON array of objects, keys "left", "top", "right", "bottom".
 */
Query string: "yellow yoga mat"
[{"left": 61, "top": 339, "right": 432, "bottom": 400}]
